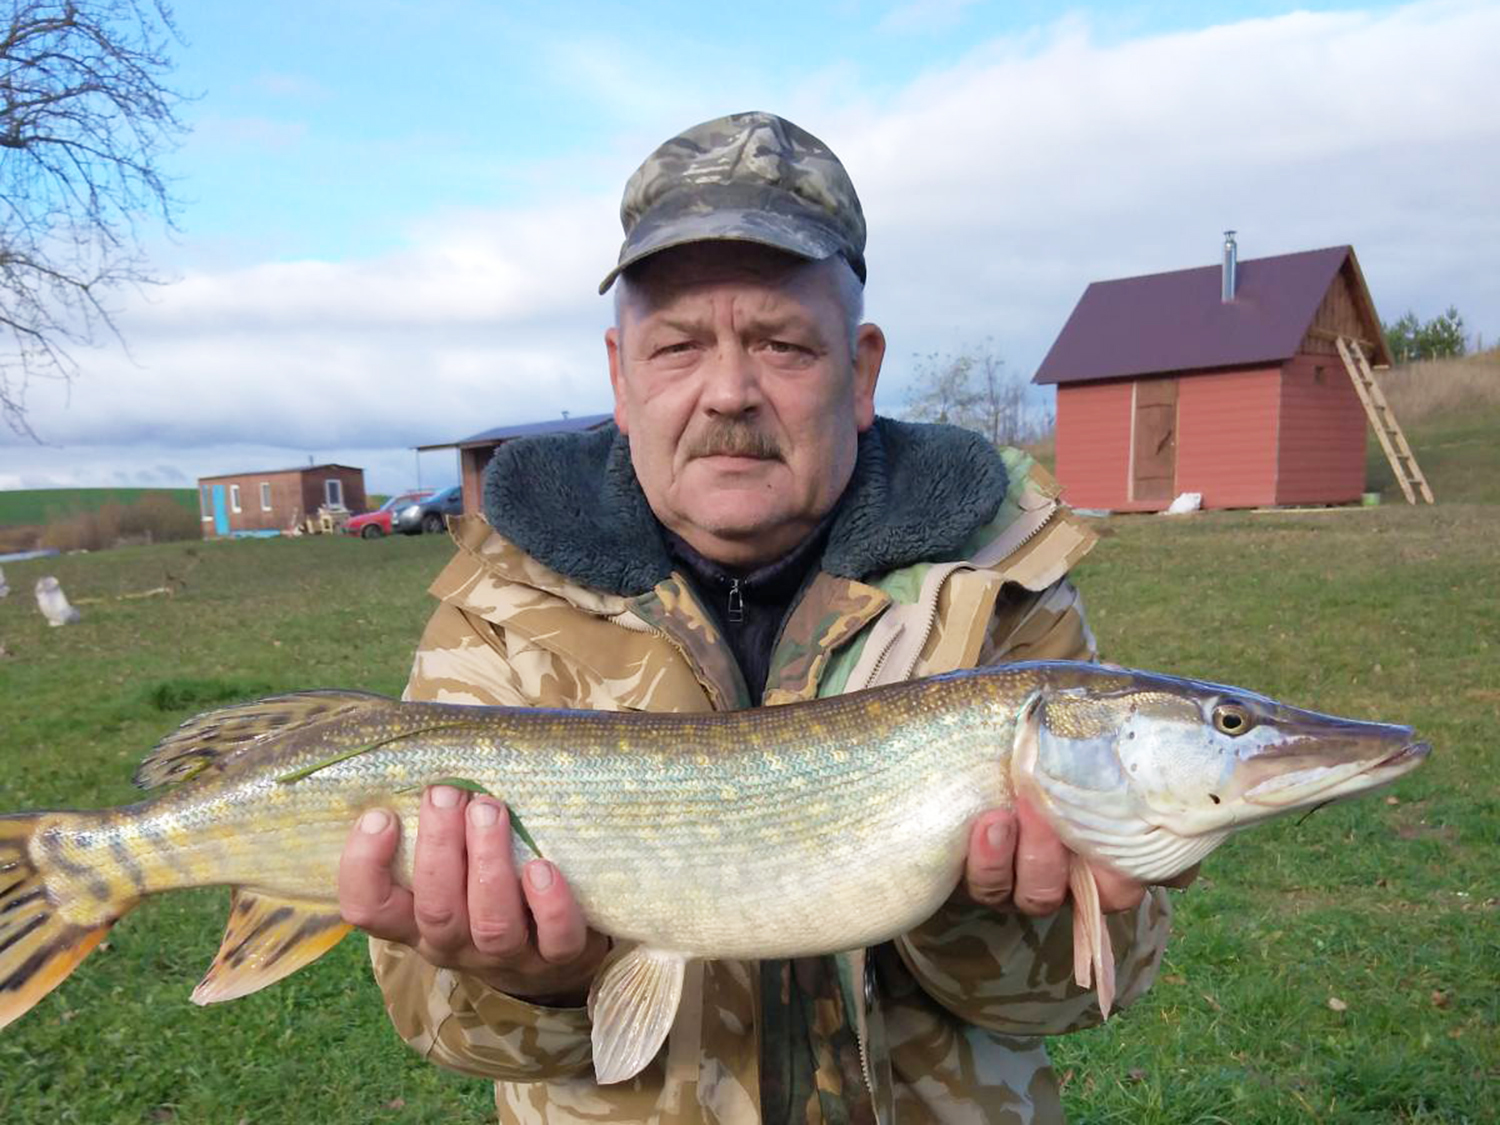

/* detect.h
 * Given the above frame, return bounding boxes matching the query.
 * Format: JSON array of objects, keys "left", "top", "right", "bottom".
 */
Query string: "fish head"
[{"left": 1010, "top": 668, "right": 1430, "bottom": 883}]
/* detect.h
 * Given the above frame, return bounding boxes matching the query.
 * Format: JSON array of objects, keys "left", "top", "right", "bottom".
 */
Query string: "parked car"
[
  {"left": 394, "top": 485, "right": 463, "bottom": 535},
  {"left": 344, "top": 491, "right": 432, "bottom": 539}
]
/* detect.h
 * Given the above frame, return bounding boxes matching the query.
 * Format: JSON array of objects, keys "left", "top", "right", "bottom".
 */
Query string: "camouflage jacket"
[{"left": 371, "top": 421, "right": 1170, "bottom": 1123}]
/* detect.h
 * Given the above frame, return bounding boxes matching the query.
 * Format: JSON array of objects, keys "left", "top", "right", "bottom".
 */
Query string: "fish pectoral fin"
[
  {"left": 586, "top": 944, "right": 688, "bottom": 1085},
  {"left": 191, "top": 888, "right": 352, "bottom": 1006},
  {"left": 1068, "top": 854, "right": 1116, "bottom": 1019}
]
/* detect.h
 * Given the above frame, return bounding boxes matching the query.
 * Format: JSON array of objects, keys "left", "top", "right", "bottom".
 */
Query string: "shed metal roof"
[
  {"left": 1033, "top": 245, "right": 1387, "bottom": 386},
  {"left": 416, "top": 412, "right": 614, "bottom": 452},
  {"left": 198, "top": 463, "right": 363, "bottom": 481}
]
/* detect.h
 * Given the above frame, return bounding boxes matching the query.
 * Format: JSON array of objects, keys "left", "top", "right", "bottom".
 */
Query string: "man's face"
[{"left": 606, "top": 244, "right": 885, "bottom": 568}]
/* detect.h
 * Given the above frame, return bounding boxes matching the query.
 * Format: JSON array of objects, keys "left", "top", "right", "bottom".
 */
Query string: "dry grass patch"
[{"left": 1375, "top": 347, "right": 1500, "bottom": 425}]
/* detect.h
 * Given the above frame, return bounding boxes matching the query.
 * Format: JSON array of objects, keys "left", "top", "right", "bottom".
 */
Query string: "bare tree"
[
  {"left": 0, "top": 0, "right": 186, "bottom": 435},
  {"left": 901, "top": 340, "right": 1050, "bottom": 447}
]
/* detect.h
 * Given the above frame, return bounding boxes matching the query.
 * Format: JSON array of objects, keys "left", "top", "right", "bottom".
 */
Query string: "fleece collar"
[{"left": 481, "top": 417, "right": 1009, "bottom": 598}]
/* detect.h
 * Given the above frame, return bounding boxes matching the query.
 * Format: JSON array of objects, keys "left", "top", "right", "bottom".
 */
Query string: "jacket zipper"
[{"left": 726, "top": 578, "right": 744, "bottom": 624}]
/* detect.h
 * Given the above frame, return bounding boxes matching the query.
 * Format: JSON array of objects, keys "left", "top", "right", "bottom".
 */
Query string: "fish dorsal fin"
[
  {"left": 134, "top": 690, "right": 395, "bottom": 789},
  {"left": 1068, "top": 855, "right": 1116, "bottom": 1019},
  {"left": 587, "top": 944, "right": 688, "bottom": 1084},
  {"left": 191, "top": 888, "right": 352, "bottom": 1006}
]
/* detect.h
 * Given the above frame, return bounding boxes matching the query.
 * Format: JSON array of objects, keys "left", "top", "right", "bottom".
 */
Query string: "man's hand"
[
  {"left": 338, "top": 785, "right": 610, "bottom": 1005},
  {"left": 963, "top": 798, "right": 1195, "bottom": 915}
]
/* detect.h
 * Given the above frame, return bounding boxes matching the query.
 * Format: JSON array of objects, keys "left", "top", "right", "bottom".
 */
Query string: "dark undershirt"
[{"left": 663, "top": 517, "right": 834, "bottom": 706}]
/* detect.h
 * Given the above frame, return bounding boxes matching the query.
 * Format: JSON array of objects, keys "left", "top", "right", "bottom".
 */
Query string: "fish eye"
[{"left": 1213, "top": 702, "right": 1253, "bottom": 736}]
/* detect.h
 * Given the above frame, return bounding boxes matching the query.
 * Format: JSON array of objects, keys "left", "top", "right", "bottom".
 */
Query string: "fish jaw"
[
  {"left": 1241, "top": 737, "right": 1430, "bottom": 810},
  {"left": 1010, "top": 672, "right": 1432, "bottom": 884}
]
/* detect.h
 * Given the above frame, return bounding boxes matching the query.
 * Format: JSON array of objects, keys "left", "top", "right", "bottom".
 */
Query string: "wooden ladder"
[{"left": 1335, "top": 336, "right": 1435, "bottom": 505}]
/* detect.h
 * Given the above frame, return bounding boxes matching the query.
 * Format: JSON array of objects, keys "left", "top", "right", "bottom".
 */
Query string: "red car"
[{"left": 345, "top": 491, "right": 432, "bottom": 539}]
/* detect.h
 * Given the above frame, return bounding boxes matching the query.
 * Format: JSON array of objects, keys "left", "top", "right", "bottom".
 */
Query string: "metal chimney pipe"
[{"left": 1222, "top": 230, "right": 1237, "bottom": 302}]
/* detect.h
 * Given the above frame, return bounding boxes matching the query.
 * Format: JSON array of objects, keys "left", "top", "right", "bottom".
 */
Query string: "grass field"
[
  {"left": 0, "top": 488, "right": 199, "bottom": 529},
  {"left": 0, "top": 502, "right": 1495, "bottom": 1122}
]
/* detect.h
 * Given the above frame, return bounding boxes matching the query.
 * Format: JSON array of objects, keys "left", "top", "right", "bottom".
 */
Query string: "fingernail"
[
  {"left": 359, "top": 809, "right": 390, "bottom": 834},
  {"left": 986, "top": 821, "right": 1007, "bottom": 849},
  {"left": 430, "top": 785, "right": 461, "bottom": 808},
  {"left": 469, "top": 801, "right": 498, "bottom": 828},
  {"left": 527, "top": 861, "right": 554, "bottom": 892}
]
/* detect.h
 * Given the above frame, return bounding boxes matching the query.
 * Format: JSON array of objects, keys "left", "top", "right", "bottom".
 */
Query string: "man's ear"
[
  {"left": 605, "top": 326, "right": 629, "bottom": 434},
  {"left": 852, "top": 323, "right": 885, "bottom": 431}
]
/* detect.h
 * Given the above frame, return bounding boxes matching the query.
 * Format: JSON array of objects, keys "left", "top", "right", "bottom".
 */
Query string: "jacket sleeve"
[
  {"left": 367, "top": 600, "right": 596, "bottom": 1081},
  {"left": 894, "top": 577, "right": 1172, "bottom": 1035}
]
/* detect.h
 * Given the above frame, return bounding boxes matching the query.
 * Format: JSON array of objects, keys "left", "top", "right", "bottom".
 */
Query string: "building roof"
[
  {"left": 416, "top": 412, "right": 614, "bottom": 452},
  {"left": 198, "top": 464, "right": 363, "bottom": 481},
  {"left": 1033, "top": 245, "right": 1388, "bottom": 386}
]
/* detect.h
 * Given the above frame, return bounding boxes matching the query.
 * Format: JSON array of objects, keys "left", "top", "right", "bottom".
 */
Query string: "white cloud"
[{"left": 3, "top": 1, "right": 1495, "bottom": 494}]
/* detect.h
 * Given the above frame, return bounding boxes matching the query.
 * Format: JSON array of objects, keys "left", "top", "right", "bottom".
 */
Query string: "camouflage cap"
[{"left": 599, "top": 111, "right": 866, "bottom": 294}]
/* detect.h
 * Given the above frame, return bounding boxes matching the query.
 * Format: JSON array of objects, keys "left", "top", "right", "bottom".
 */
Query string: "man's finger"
[
  {"left": 1012, "top": 798, "right": 1069, "bottom": 915},
  {"left": 523, "top": 861, "right": 589, "bottom": 966},
  {"left": 338, "top": 808, "right": 417, "bottom": 943},
  {"left": 1090, "top": 859, "right": 1146, "bottom": 913},
  {"left": 411, "top": 785, "right": 472, "bottom": 954},
  {"left": 466, "top": 800, "right": 529, "bottom": 959},
  {"left": 963, "top": 809, "right": 1017, "bottom": 907}
]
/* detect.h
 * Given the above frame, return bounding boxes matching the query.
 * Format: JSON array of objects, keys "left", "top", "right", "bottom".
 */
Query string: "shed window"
[
  {"left": 324, "top": 478, "right": 344, "bottom": 508},
  {"left": 230, "top": 484, "right": 242, "bottom": 513},
  {"left": 199, "top": 486, "right": 212, "bottom": 521},
  {"left": 260, "top": 482, "right": 272, "bottom": 511}
]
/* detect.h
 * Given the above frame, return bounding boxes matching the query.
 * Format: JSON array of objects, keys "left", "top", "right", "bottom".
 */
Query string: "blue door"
[{"left": 212, "top": 485, "right": 230, "bottom": 535}]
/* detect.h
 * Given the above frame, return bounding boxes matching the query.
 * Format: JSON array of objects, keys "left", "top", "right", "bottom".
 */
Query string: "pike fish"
[{"left": 0, "top": 661, "right": 1427, "bottom": 1083}]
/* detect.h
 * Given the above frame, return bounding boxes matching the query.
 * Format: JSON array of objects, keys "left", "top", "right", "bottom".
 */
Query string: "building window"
[
  {"left": 260, "top": 482, "right": 272, "bottom": 511},
  {"left": 230, "top": 484, "right": 242, "bottom": 513},
  {"left": 324, "top": 478, "right": 344, "bottom": 508},
  {"left": 200, "top": 486, "right": 212, "bottom": 521}
]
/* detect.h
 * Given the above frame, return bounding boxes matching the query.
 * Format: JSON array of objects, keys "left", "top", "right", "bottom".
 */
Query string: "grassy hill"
[
  {"left": 1367, "top": 349, "right": 1500, "bottom": 504},
  {"left": 0, "top": 487, "right": 198, "bottom": 528}
]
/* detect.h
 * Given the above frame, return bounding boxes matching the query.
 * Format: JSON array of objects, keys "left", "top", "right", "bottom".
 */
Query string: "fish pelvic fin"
[
  {"left": 587, "top": 944, "right": 688, "bottom": 1084},
  {"left": 191, "top": 888, "right": 352, "bottom": 1005},
  {"left": 0, "top": 813, "right": 127, "bottom": 1031},
  {"left": 134, "top": 690, "right": 396, "bottom": 789},
  {"left": 1068, "top": 854, "right": 1116, "bottom": 1020}
]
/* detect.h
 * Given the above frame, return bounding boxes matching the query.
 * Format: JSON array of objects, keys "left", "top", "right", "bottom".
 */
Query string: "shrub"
[{"left": 38, "top": 493, "right": 202, "bottom": 552}]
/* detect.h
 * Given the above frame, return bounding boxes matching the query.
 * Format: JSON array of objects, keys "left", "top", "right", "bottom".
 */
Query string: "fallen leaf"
[
  {"left": 1126, "top": 1068, "right": 1147, "bottom": 1084},
  {"left": 1385, "top": 795, "right": 1400, "bottom": 806},
  {"left": 384, "top": 1099, "right": 405, "bottom": 1112},
  {"left": 1162, "top": 973, "right": 1187, "bottom": 986},
  {"left": 1327, "top": 996, "right": 1348, "bottom": 1012},
  {"left": 1201, "top": 992, "right": 1222, "bottom": 1012},
  {"left": 1431, "top": 990, "right": 1451, "bottom": 1009}
]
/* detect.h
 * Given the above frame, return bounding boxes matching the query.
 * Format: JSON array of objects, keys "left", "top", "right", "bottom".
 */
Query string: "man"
[{"left": 338, "top": 112, "right": 1172, "bottom": 1123}]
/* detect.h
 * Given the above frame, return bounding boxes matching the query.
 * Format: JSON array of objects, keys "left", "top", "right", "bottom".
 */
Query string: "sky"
[{"left": 2, "top": 0, "right": 1496, "bottom": 494}]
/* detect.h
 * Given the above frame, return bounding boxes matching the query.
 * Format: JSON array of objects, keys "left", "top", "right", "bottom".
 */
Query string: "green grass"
[
  {"left": 0, "top": 487, "right": 198, "bottom": 529},
  {"left": 1052, "top": 503, "right": 1498, "bottom": 1123},
  {"left": 1368, "top": 403, "right": 1500, "bottom": 505},
  {"left": 0, "top": 506, "right": 1495, "bottom": 1123}
]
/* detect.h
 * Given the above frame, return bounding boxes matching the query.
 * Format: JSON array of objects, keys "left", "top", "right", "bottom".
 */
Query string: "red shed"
[
  {"left": 1033, "top": 240, "right": 1392, "bottom": 511},
  {"left": 197, "top": 464, "right": 367, "bottom": 538}
]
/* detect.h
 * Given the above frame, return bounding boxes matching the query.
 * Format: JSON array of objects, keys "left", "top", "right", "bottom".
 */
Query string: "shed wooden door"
[{"left": 1131, "top": 378, "right": 1178, "bottom": 502}]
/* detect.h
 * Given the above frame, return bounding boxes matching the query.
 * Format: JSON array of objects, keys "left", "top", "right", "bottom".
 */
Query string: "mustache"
[{"left": 685, "top": 422, "right": 783, "bottom": 461}]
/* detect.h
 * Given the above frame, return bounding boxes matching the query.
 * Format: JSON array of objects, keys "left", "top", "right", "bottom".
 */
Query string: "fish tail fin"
[{"left": 0, "top": 813, "right": 129, "bottom": 1031}]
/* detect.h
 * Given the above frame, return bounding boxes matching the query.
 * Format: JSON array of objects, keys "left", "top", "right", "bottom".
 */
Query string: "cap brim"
[{"left": 599, "top": 196, "right": 855, "bottom": 294}]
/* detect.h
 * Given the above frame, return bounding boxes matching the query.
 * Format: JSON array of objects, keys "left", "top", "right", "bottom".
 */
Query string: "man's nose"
[{"left": 699, "top": 341, "right": 763, "bottom": 416}]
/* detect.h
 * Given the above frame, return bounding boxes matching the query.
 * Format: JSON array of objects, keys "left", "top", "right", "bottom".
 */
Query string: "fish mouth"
[{"left": 1374, "top": 741, "right": 1430, "bottom": 770}]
